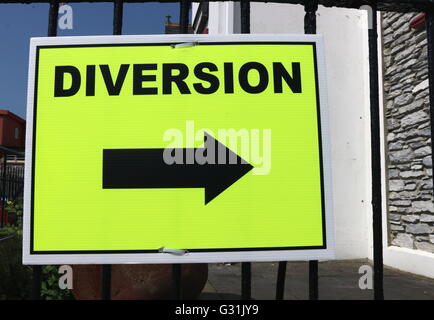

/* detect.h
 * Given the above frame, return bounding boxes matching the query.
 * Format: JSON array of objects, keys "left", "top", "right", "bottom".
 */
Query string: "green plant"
[
  {"left": 41, "top": 265, "right": 73, "bottom": 300},
  {"left": 0, "top": 199, "right": 23, "bottom": 238},
  {"left": 0, "top": 198, "right": 30, "bottom": 299},
  {"left": 0, "top": 234, "right": 32, "bottom": 299},
  {"left": 0, "top": 199, "right": 73, "bottom": 300}
]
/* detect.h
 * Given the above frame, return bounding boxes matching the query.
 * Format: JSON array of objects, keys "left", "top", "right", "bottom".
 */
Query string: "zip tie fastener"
[
  {"left": 171, "top": 42, "right": 199, "bottom": 49},
  {"left": 159, "top": 247, "right": 188, "bottom": 255}
]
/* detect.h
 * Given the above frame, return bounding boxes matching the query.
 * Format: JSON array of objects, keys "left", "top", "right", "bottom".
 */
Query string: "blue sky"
[{"left": 0, "top": 3, "right": 181, "bottom": 119}]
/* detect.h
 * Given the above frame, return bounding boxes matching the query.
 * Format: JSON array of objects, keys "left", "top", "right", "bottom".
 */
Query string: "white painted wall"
[
  {"left": 250, "top": 3, "right": 305, "bottom": 34},
  {"left": 207, "top": 2, "right": 240, "bottom": 34},
  {"left": 315, "top": 6, "right": 371, "bottom": 260}
]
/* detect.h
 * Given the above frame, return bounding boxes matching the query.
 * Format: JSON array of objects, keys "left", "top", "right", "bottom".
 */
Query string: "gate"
[{"left": 2, "top": 0, "right": 434, "bottom": 301}]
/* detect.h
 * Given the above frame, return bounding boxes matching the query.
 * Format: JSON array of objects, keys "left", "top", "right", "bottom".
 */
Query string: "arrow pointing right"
[{"left": 103, "top": 132, "right": 254, "bottom": 204}]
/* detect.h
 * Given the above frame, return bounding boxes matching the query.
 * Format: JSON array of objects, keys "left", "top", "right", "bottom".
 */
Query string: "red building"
[{"left": 0, "top": 110, "right": 25, "bottom": 150}]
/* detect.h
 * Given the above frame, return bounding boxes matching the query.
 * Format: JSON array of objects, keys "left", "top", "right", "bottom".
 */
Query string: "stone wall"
[{"left": 382, "top": 12, "right": 434, "bottom": 253}]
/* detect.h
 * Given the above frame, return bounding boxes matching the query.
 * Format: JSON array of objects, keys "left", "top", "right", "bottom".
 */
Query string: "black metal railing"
[
  {"left": 0, "top": 162, "right": 25, "bottom": 202},
  {"left": 0, "top": 146, "right": 25, "bottom": 228}
]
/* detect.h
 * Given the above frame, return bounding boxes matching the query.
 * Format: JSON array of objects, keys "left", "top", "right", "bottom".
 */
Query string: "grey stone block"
[
  {"left": 404, "top": 183, "right": 417, "bottom": 191},
  {"left": 401, "top": 111, "right": 429, "bottom": 128},
  {"left": 394, "top": 93, "right": 414, "bottom": 107},
  {"left": 399, "top": 171, "right": 424, "bottom": 178},
  {"left": 415, "top": 241, "right": 434, "bottom": 253},
  {"left": 389, "top": 200, "right": 411, "bottom": 207},
  {"left": 406, "top": 223, "right": 432, "bottom": 234},
  {"left": 401, "top": 215, "right": 419, "bottom": 223},
  {"left": 412, "top": 201, "right": 434, "bottom": 213},
  {"left": 420, "top": 214, "right": 434, "bottom": 223},
  {"left": 389, "top": 148, "right": 414, "bottom": 163},
  {"left": 423, "top": 156, "right": 432, "bottom": 168},
  {"left": 391, "top": 233, "right": 413, "bottom": 248},
  {"left": 414, "top": 146, "right": 432, "bottom": 157},
  {"left": 390, "top": 180, "right": 405, "bottom": 191}
]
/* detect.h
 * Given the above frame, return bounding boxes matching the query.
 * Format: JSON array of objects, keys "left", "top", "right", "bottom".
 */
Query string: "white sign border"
[{"left": 23, "top": 34, "right": 335, "bottom": 264}]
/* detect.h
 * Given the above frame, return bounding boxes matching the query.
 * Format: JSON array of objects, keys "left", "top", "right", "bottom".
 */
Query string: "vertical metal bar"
[
  {"left": 34, "top": 2, "right": 59, "bottom": 300},
  {"left": 241, "top": 262, "right": 251, "bottom": 300},
  {"left": 101, "top": 265, "right": 112, "bottom": 300},
  {"left": 100, "top": 2, "right": 124, "bottom": 299},
  {"left": 240, "top": 0, "right": 250, "bottom": 34},
  {"left": 240, "top": 0, "right": 251, "bottom": 300},
  {"left": 113, "top": 0, "right": 124, "bottom": 35},
  {"left": 12, "top": 165, "right": 16, "bottom": 200},
  {"left": 168, "top": 0, "right": 186, "bottom": 293},
  {"left": 426, "top": 11, "right": 434, "bottom": 203},
  {"left": 179, "top": 0, "right": 190, "bottom": 34},
  {"left": 304, "top": 0, "right": 319, "bottom": 301},
  {"left": 368, "top": 4, "right": 384, "bottom": 301},
  {"left": 48, "top": 0, "right": 59, "bottom": 37},
  {"left": 6, "top": 161, "right": 10, "bottom": 203},
  {"left": 0, "top": 154, "right": 5, "bottom": 227},
  {"left": 172, "top": 264, "right": 182, "bottom": 299},
  {"left": 100, "top": 3, "right": 125, "bottom": 299},
  {"left": 308, "top": 260, "right": 318, "bottom": 300},
  {"left": 8, "top": 164, "right": 12, "bottom": 203},
  {"left": 304, "top": 0, "right": 317, "bottom": 34},
  {"left": 275, "top": 261, "right": 287, "bottom": 300},
  {"left": 32, "top": 265, "right": 42, "bottom": 300}
]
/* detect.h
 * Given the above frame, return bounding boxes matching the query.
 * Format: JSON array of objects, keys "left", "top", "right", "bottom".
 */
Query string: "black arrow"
[{"left": 103, "top": 132, "right": 253, "bottom": 204}]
